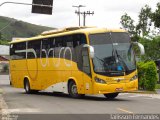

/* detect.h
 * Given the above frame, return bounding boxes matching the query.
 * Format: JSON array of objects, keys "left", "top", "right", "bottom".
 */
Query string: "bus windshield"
[{"left": 89, "top": 32, "right": 136, "bottom": 76}]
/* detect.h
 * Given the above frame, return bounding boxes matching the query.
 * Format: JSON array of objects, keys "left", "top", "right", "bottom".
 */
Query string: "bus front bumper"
[{"left": 93, "top": 80, "right": 138, "bottom": 94}]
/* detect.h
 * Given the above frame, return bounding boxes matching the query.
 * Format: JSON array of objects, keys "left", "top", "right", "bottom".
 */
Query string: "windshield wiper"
[
  {"left": 94, "top": 56, "right": 107, "bottom": 68},
  {"left": 108, "top": 32, "right": 127, "bottom": 73},
  {"left": 115, "top": 49, "right": 129, "bottom": 72}
]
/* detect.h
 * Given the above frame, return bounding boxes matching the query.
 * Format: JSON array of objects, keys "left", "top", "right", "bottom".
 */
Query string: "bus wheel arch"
[{"left": 68, "top": 79, "right": 84, "bottom": 98}]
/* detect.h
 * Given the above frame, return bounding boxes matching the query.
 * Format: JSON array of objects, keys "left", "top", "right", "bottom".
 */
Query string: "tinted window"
[
  {"left": 41, "top": 38, "right": 53, "bottom": 58},
  {"left": 73, "top": 34, "right": 86, "bottom": 47},
  {"left": 10, "top": 34, "right": 87, "bottom": 61},
  {"left": 10, "top": 42, "right": 26, "bottom": 60},
  {"left": 90, "top": 33, "right": 111, "bottom": 45},
  {"left": 45, "top": 38, "right": 54, "bottom": 58},
  {"left": 27, "top": 40, "right": 40, "bottom": 59},
  {"left": 54, "top": 37, "right": 63, "bottom": 58},
  {"left": 90, "top": 32, "right": 130, "bottom": 45}
]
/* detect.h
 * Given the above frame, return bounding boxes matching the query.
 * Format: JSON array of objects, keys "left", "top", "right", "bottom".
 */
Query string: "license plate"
[{"left": 115, "top": 88, "right": 123, "bottom": 91}]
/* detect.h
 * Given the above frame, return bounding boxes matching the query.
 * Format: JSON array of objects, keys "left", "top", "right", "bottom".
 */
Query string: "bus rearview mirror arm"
[
  {"left": 83, "top": 44, "right": 95, "bottom": 58},
  {"left": 132, "top": 42, "right": 145, "bottom": 55}
]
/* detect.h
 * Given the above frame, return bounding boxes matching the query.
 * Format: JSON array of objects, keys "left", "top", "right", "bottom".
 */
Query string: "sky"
[{"left": 0, "top": 0, "right": 159, "bottom": 29}]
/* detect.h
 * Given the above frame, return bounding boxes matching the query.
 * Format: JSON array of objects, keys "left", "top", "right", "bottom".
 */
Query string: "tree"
[
  {"left": 120, "top": 2, "right": 160, "bottom": 38},
  {"left": 120, "top": 13, "right": 136, "bottom": 35},
  {"left": 120, "top": 13, "right": 139, "bottom": 41},
  {"left": 152, "top": 2, "right": 160, "bottom": 28},
  {"left": 140, "top": 36, "right": 160, "bottom": 61},
  {"left": 136, "top": 5, "right": 152, "bottom": 37}
]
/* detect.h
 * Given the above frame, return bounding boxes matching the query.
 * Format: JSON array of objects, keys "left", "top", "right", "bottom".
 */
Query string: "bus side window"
[
  {"left": 27, "top": 40, "right": 41, "bottom": 59},
  {"left": 10, "top": 44, "right": 15, "bottom": 60},
  {"left": 64, "top": 35, "right": 74, "bottom": 61},
  {"left": 73, "top": 34, "right": 87, "bottom": 48},
  {"left": 10, "top": 42, "right": 26, "bottom": 60},
  {"left": 82, "top": 47, "right": 91, "bottom": 75},
  {"left": 48, "top": 38, "right": 55, "bottom": 58},
  {"left": 41, "top": 38, "right": 51, "bottom": 58},
  {"left": 54, "top": 37, "right": 63, "bottom": 58},
  {"left": 66, "top": 36, "right": 73, "bottom": 48}
]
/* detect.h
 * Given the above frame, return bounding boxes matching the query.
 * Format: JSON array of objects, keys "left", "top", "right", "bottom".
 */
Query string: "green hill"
[{"left": 0, "top": 16, "right": 54, "bottom": 41}]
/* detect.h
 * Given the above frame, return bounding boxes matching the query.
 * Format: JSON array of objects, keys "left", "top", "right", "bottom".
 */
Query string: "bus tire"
[
  {"left": 10, "top": 81, "right": 12, "bottom": 86},
  {"left": 104, "top": 93, "right": 119, "bottom": 99},
  {"left": 24, "top": 79, "right": 32, "bottom": 94},
  {"left": 68, "top": 81, "right": 84, "bottom": 98}
]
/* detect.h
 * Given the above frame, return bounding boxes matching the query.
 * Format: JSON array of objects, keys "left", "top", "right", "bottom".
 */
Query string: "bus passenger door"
[{"left": 82, "top": 48, "right": 93, "bottom": 94}]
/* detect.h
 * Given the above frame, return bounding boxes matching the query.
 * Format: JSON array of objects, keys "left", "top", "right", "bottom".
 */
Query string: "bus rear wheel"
[
  {"left": 24, "top": 80, "right": 32, "bottom": 94},
  {"left": 104, "top": 93, "right": 119, "bottom": 99},
  {"left": 10, "top": 81, "right": 12, "bottom": 86},
  {"left": 68, "top": 81, "right": 84, "bottom": 98},
  {"left": 24, "top": 80, "right": 39, "bottom": 94}
]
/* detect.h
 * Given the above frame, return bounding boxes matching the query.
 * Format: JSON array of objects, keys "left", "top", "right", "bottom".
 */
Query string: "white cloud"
[{"left": 0, "top": 0, "right": 159, "bottom": 28}]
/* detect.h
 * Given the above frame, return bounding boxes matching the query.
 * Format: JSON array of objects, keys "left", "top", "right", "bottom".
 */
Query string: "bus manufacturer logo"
[
  {"left": 114, "top": 78, "right": 125, "bottom": 82},
  {"left": 117, "top": 79, "right": 121, "bottom": 82}
]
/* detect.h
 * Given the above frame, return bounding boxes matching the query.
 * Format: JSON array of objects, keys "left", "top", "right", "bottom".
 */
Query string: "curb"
[
  {"left": 0, "top": 92, "right": 9, "bottom": 119},
  {"left": 126, "top": 90, "right": 157, "bottom": 94},
  {"left": 0, "top": 73, "right": 9, "bottom": 75}
]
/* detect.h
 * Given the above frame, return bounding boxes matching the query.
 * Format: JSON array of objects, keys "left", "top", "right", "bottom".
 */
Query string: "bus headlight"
[
  {"left": 94, "top": 77, "right": 106, "bottom": 84},
  {"left": 130, "top": 75, "right": 138, "bottom": 81}
]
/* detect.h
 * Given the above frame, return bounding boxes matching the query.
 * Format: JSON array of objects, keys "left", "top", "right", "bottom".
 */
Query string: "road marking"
[
  {"left": 117, "top": 108, "right": 133, "bottom": 114},
  {"left": 128, "top": 94, "right": 160, "bottom": 99},
  {"left": 2, "top": 108, "right": 41, "bottom": 113},
  {"left": 120, "top": 93, "right": 160, "bottom": 100},
  {"left": 119, "top": 93, "right": 129, "bottom": 96}
]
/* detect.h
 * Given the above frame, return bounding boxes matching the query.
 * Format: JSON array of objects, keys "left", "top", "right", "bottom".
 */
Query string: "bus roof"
[{"left": 10, "top": 27, "right": 127, "bottom": 44}]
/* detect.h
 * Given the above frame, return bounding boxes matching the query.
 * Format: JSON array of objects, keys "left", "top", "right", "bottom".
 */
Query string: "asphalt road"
[{"left": 0, "top": 75, "right": 160, "bottom": 119}]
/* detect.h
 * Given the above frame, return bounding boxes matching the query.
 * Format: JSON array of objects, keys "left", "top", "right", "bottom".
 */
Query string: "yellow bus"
[{"left": 9, "top": 27, "right": 144, "bottom": 99}]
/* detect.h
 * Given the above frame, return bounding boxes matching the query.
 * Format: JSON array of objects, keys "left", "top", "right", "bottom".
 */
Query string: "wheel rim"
[
  {"left": 25, "top": 82, "right": 29, "bottom": 92},
  {"left": 71, "top": 84, "right": 78, "bottom": 95}
]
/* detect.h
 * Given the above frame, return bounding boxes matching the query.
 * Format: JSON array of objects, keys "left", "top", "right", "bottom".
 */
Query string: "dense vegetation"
[
  {"left": 138, "top": 61, "right": 158, "bottom": 91},
  {"left": 0, "top": 16, "right": 53, "bottom": 44},
  {"left": 120, "top": 2, "right": 160, "bottom": 91}
]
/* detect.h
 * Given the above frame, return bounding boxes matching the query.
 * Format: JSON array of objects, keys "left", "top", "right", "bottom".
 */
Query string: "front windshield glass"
[{"left": 89, "top": 32, "right": 136, "bottom": 76}]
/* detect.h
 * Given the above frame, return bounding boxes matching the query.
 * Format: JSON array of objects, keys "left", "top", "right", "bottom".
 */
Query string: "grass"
[
  {"left": 156, "top": 84, "right": 160, "bottom": 89},
  {"left": 0, "top": 40, "right": 9, "bottom": 45}
]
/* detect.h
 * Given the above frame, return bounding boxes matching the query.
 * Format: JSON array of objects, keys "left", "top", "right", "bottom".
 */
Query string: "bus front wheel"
[
  {"left": 68, "top": 81, "right": 84, "bottom": 98},
  {"left": 104, "top": 93, "right": 119, "bottom": 99}
]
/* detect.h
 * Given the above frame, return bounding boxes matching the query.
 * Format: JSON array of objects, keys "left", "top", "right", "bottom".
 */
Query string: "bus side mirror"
[
  {"left": 133, "top": 42, "right": 145, "bottom": 55},
  {"left": 83, "top": 44, "right": 95, "bottom": 58}
]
